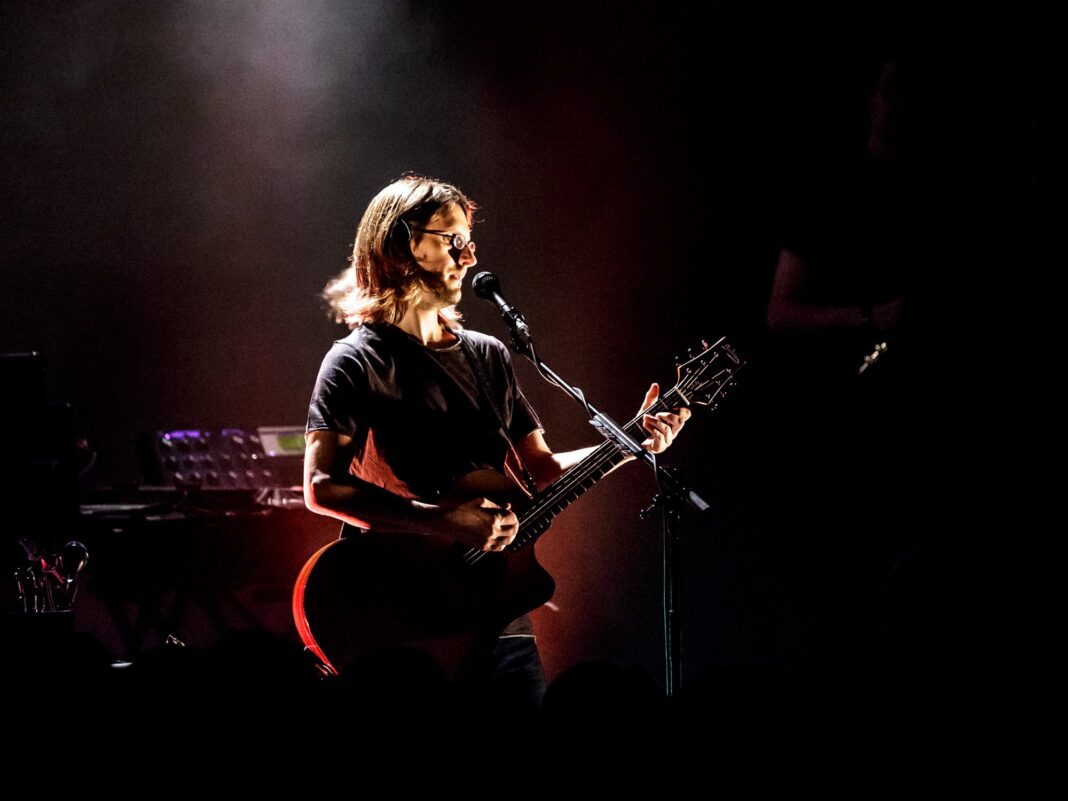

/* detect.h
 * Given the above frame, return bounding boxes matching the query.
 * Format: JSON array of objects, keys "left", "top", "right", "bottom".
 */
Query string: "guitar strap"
[{"left": 453, "top": 328, "right": 539, "bottom": 497}]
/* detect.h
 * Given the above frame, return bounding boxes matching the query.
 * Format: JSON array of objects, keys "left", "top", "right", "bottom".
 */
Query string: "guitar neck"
[{"left": 507, "top": 389, "right": 683, "bottom": 551}]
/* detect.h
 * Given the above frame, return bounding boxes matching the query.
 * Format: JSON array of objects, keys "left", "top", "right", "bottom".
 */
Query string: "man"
[{"left": 301, "top": 174, "right": 689, "bottom": 722}]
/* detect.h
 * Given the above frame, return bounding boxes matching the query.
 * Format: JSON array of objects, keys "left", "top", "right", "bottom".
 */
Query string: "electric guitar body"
[{"left": 294, "top": 470, "right": 554, "bottom": 681}]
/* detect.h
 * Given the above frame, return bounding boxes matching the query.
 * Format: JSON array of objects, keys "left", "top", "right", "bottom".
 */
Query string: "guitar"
[{"left": 292, "top": 337, "right": 744, "bottom": 679}]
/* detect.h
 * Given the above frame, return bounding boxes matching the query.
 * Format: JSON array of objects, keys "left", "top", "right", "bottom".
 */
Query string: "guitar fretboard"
[
  {"left": 458, "top": 336, "right": 741, "bottom": 566},
  {"left": 506, "top": 391, "right": 681, "bottom": 551}
]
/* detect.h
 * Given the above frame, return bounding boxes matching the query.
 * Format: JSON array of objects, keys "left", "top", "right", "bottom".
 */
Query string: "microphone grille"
[{"left": 471, "top": 271, "right": 500, "bottom": 299}]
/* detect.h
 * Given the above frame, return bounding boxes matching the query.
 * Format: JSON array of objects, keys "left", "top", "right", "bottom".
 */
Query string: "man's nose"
[{"left": 457, "top": 244, "right": 477, "bottom": 267}]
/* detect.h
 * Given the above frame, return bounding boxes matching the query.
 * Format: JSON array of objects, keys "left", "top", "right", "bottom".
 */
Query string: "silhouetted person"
[
  {"left": 763, "top": 55, "right": 944, "bottom": 644},
  {"left": 764, "top": 47, "right": 1056, "bottom": 776},
  {"left": 767, "top": 58, "right": 926, "bottom": 382}
]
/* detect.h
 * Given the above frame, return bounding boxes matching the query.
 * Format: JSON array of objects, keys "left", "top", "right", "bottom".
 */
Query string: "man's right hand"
[{"left": 438, "top": 497, "right": 519, "bottom": 552}]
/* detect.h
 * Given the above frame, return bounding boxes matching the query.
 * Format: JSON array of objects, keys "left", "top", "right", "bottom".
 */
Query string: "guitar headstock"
[{"left": 673, "top": 336, "right": 745, "bottom": 409}]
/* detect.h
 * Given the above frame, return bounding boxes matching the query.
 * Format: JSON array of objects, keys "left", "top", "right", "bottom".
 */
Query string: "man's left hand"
[{"left": 639, "top": 383, "right": 690, "bottom": 454}]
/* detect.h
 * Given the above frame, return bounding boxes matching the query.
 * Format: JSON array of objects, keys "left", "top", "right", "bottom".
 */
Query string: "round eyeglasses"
[{"left": 410, "top": 226, "right": 476, "bottom": 254}]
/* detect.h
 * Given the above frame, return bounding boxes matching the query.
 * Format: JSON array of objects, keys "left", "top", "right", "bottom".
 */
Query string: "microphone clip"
[{"left": 471, "top": 271, "right": 535, "bottom": 355}]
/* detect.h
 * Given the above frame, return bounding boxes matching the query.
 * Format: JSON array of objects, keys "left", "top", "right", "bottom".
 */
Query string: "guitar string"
[
  {"left": 459, "top": 392, "right": 680, "bottom": 566},
  {"left": 459, "top": 435, "right": 627, "bottom": 566},
  {"left": 458, "top": 404, "right": 659, "bottom": 566},
  {"left": 457, "top": 355, "right": 734, "bottom": 566},
  {"left": 461, "top": 360, "right": 736, "bottom": 564}
]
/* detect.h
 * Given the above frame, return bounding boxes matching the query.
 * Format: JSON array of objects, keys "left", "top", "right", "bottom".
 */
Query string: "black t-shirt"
[{"left": 307, "top": 322, "right": 542, "bottom": 503}]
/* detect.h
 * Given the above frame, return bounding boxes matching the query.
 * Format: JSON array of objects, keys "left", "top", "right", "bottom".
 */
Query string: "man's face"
[{"left": 409, "top": 202, "right": 477, "bottom": 307}]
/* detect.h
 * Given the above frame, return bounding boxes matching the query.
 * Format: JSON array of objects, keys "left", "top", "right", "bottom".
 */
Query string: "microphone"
[
  {"left": 471, "top": 271, "right": 532, "bottom": 346},
  {"left": 58, "top": 540, "right": 89, "bottom": 584}
]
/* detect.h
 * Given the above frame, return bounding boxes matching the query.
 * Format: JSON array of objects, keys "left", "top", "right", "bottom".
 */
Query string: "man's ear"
[{"left": 391, "top": 219, "right": 413, "bottom": 259}]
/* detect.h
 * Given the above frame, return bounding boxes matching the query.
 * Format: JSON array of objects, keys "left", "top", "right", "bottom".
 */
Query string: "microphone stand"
[{"left": 502, "top": 314, "right": 707, "bottom": 699}]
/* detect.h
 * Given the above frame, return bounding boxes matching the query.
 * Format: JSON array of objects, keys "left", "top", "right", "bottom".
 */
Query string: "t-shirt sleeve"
[
  {"left": 511, "top": 386, "right": 541, "bottom": 441},
  {"left": 499, "top": 342, "right": 542, "bottom": 440},
  {"left": 306, "top": 342, "right": 368, "bottom": 437}
]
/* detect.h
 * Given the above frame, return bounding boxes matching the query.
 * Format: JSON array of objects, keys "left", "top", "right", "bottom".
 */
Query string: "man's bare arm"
[{"left": 514, "top": 383, "right": 691, "bottom": 489}]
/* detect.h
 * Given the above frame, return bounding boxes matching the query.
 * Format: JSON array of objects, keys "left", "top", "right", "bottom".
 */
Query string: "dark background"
[{"left": 1, "top": 0, "right": 1056, "bottom": 699}]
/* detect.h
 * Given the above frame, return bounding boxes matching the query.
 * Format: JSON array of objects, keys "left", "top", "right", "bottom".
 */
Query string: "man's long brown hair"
[{"left": 323, "top": 175, "right": 477, "bottom": 327}]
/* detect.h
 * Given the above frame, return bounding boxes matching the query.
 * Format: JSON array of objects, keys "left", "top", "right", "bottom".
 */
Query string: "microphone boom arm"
[{"left": 469, "top": 270, "right": 706, "bottom": 513}]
